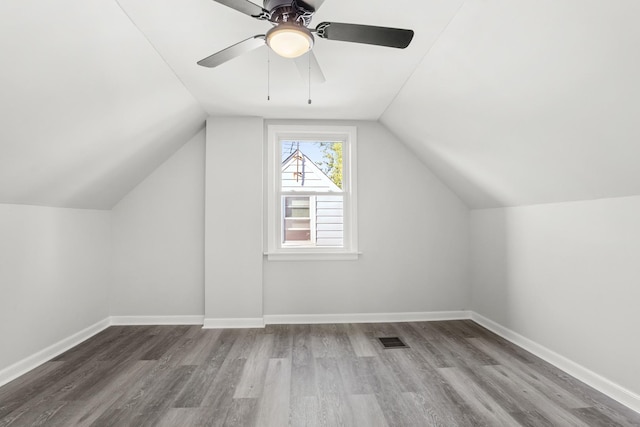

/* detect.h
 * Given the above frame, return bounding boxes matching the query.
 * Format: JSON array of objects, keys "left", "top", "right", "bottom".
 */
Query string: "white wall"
[
  {"left": 111, "top": 131, "right": 205, "bottom": 316},
  {"left": 0, "top": 204, "right": 110, "bottom": 371},
  {"left": 471, "top": 196, "right": 640, "bottom": 397},
  {"left": 205, "top": 118, "right": 264, "bottom": 324},
  {"left": 264, "top": 121, "right": 470, "bottom": 316}
]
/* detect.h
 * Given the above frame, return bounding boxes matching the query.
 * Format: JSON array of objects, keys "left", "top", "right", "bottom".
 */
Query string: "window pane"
[
  {"left": 283, "top": 197, "right": 311, "bottom": 244},
  {"left": 284, "top": 197, "right": 309, "bottom": 218},
  {"left": 281, "top": 141, "right": 343, "bottom": 192}
]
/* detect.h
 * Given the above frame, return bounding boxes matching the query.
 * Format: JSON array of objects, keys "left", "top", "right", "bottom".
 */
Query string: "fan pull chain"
[
  {"left": 267, "top": 49, "right": 271, "bottom": 101},
  {"left": 308, "top": 52, "right": 312, "bottom": 105}
]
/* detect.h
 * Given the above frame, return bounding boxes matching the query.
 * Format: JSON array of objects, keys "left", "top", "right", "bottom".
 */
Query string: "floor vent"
[{"left": 378, "top": 337, "right": 409, "bottom": 349}]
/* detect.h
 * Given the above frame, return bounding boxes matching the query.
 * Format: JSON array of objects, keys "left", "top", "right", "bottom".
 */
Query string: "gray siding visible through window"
[{"left": 316, "top": 196, "right": 343, "bottom": 247}]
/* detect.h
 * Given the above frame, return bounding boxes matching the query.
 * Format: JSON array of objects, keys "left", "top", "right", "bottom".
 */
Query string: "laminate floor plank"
[
  {"left": 374, "top": 390, "right": 430, "bottom": 427},
  {"left": 345, "top": 324, "right": 377, "bottom": 357},
  {"left": 467, "top": 337, "right": 591, "bottom": 409},
  {"left": 480, "top": 365, "right": 591, "bottom": 426},
  {"left": 314, "top": 357, "right": 346, "bottom": 396},
  {"left": 291, "top": 324, "right": 316, "bottom": 397},
  {"left": 67, "top": 361, "right": 155, "bottom": 427},
  {"left": 438, "top": 366, "right": 523, "bottom": 426},
  {"left": 223, "top": 398, "right": 259, "bottom": 427},
  {"left": 336, "top": 356, "right": 381, "bottom": 395},
  {"left": 290, "top": 395, "right": 321, "bottom": 427},
  {"left": 140, "top": 325, "right": 192, "bottom": 361},
  {"left": 59, "top": 329, "right": 166, "bottom": 402},
  {"left": 311, "top": 324, "right": 355, "bottom": 359},
  {"left": 509, "top": 410, "right": 555, "bottom": 427},
  {"left": 347, "top": 394, "right": 388, "bottom": 427},
  {"left": 1, "top": 322, "right": 638, "bottom": 427},
  {"left": 224, "top": 329, "right": 258, "bottom": 360},
  {"left": 51, "top": 327, "right": 124, "bottom": 362},
  {"left": 571, "top": 406, "right": 625, "bottom": 427},
  {"left": 375, "top": 350, "right": 421, "bottom": 393},
  {"left": 0, "top": 358, "right": 106, "bottom": 420},
  {"left": 197, "top": 358, "right": 248, "bottom": 424},
  {"left": 96, "top": 326, "right": 155, "bottom": 361},
  {"left": 315, "top": 393, "right": 354, "bottom": 426},
  {"left": 174, "top": 329, "right": 238, "bottom": 408},
  {"left": 174, "top": 328, "right": 221, "bottom": 366},
  {"left": 403, "top": 322, "right": 457, "bottom": 368},
  {"left": 0, "top": 399, "right": 75, "bottom": 427},
  {"left": 255, "top": 358, "right": 291, "bottom": 427},
  {"left": 127, "top": 365, "right": 197, "bottom": 427},
  {"left": 402, "top": 391, "right": 468, "bottom": 427},
  {"left": 156, "top": 408, "right": 203, "bottom": 427},
  {"left": 389, "top": 350, "right": 476, "bottom": 425},
  {"left": 233, "top": 334, "right": 275, "bottom": 398},
  {"left": 0, "top": 361, "right": 63, "bottom": 403},
  {"left": 89, "top": 364, "right": 195, "bottom": 427},
  {"left": 266, "top": 324, "right": 294, "bottom": 359}
]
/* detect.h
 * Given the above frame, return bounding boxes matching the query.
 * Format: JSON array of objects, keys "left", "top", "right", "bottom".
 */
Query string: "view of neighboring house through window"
[
  {"left": 267, "top": 125, "right": 358, "bottom": 259},
  {"left": 281, "top": 141, "right": 344, "bottom": 247}
]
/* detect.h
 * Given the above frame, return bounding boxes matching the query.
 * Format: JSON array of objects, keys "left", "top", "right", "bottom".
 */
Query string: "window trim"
[{"left": 266, "top": 125, "right": 359, "bottom": 261}]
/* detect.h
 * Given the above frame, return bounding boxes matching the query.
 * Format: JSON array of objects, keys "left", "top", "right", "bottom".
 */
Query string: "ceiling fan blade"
[
  {"left": 315, "top": 22, "right": 414, "bottom": 49},
  {"left": 294, "top": 51, "right": 326, "bottom": 84},
  {"left": 212, "top": 0, "right": 269, "bottom": 19},
  {"left": 197, "top": 36, "right": 265, "bottom": 68}
]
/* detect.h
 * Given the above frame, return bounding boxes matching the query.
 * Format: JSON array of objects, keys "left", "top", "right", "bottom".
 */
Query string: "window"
[{"left": 267, "top": 125, "right": 358, "bottom": 260}]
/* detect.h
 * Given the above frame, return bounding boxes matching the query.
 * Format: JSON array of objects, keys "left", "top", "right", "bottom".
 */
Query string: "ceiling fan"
[{"left": 197, "top": 0, "right": 415, "bottom": 81}]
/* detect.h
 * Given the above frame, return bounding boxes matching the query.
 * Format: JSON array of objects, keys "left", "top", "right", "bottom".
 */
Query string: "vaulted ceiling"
[{"left": 2, "top": 0, "right": 639, "bottom": 209}]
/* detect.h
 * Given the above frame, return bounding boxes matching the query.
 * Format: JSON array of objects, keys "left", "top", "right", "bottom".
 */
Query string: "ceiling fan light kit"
[{"left": 266, "top": 24, "right": 314, "bottom": 58}]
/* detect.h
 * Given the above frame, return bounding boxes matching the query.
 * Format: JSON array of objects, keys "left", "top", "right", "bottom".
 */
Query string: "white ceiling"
[{"left": 2, "top": 0, "right": 640, "bottom": 209}]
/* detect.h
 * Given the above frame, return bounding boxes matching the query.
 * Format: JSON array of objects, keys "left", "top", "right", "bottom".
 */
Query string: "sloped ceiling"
[
  {"left": 2, "top": 0, "right": 639, "bottom": 210},
  {"left": 0, "top": 0, "right": 206, "bottom": 209},
  {"left": 381, "top": 0, "right": 640, "bottom": 208}
]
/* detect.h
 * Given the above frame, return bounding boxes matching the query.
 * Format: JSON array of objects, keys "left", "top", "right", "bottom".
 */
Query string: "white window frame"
[{"left": 266, "top": 125, "right": 359, "bottom": 261}]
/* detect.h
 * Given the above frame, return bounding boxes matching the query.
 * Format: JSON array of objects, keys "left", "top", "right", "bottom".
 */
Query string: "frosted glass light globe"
[{"left": 266, "top": 25, "right": 314, "bottom": 59}]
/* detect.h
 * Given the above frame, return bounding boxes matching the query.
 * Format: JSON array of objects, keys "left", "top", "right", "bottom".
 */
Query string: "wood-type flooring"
[{"left": 0, "top": 320, "right": 639, "bottom": 426}]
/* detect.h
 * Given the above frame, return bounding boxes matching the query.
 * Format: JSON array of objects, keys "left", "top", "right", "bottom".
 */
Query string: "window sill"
[{"left": 265, "top": 251, "right": 361, "bottom": 261}]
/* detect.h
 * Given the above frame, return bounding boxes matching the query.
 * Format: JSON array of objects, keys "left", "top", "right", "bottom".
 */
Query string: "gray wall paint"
[
  {"left": 471, "top": 196, "right": 640, "bottom": 396},
  {"left": 264, "top": 121, "right": 471, "bottom": 315},
  {"left": 111, "top": 131, "right": 206, "bottom": 316},
  {"left": 0, "top": 204, "right": 110, "bottom": 371},
  {"left": 205, "top": 117, "right": 264, "bottom": 321},
  {"left": 113, "top": 118, "right": 469, "bottom": 322}
]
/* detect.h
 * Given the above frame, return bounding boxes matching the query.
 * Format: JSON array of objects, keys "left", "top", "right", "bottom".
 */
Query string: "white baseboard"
[
  {"left": 203, "top": 311, "right": 470, "bottom": 329},
  {"left": 203, "top": 317, "right": 265, "bottom": 329},
  {"left": 264, "top": 310, "right": 471, "bottom": 325},
  {"left": 110, "top": 315, "right": 204, "bottom": 326},
  {"left": 0, "top": 317, "right": 110, "bottom": 388},
  {"left": 470, "top": 312, "right": 640, "bottom": 414}
]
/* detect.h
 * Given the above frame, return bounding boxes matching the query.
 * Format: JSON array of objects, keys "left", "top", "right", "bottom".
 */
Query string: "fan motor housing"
[{"left": 265, "top": 0, "right": 314, "bottom": 27}]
